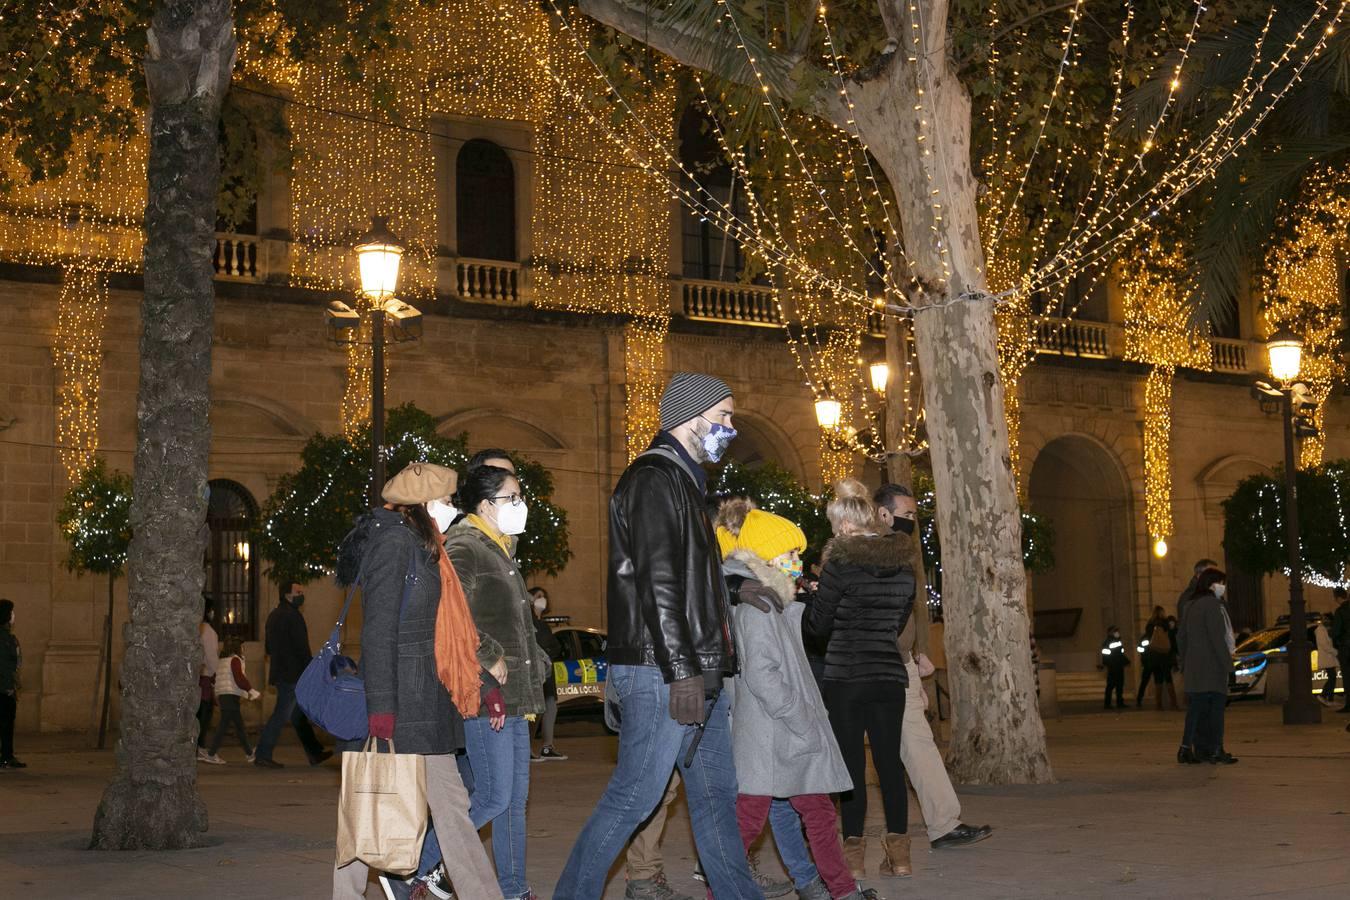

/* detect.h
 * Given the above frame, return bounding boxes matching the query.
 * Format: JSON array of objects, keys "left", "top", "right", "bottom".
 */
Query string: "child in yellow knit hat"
[{"left": 715, "top": 499, "right": 861, "bottom": 899}]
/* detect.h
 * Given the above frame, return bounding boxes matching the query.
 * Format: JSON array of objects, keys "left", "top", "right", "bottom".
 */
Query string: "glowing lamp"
[
  {"left": 869, "top": 361, "right": 890, "bottom": 395},
  {"left": 815, "top": 398, "right": 842, "bottom": 430},
  {"left": 1153, "top": 537, "right": 1168, "bottom": 558},
  {"left": 1265, "top": 328, "right": 1303, "bottom": 384},
  {"left": 354, "top": 215, "right": 405, "bottom": 300}
]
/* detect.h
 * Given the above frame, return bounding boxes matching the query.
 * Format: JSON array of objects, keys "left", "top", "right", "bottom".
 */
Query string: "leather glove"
[
  {"left": 246, "top": 689, "right": 261, "bottom": 701},
  {"left": 737, "top": 583, "right": 781, "bottom": 613},
  {"left": 669, "top": 675, "right": 706, "bottom": 726},
  {"left": 368, "top": 713, "right": 396, "bottom": 740}
]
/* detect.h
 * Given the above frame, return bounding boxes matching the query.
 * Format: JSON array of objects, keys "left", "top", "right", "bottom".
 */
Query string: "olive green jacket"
[{"left": 446, "top": 522, "right": 547, "bottom": 718}]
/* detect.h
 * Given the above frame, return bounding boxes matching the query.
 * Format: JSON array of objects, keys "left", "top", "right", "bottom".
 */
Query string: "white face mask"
[
  {"left": 496, "top": 500, "right": 529, "bottom": 536},
  {"left": 532, "top": 597, "right": 547, "bottom": 615},
  {"left": 1213, "top": 583, "right": 1227, "bottom": 599},
  {"left": 426, "top": 499, "right": 458, "bottom": 533}
]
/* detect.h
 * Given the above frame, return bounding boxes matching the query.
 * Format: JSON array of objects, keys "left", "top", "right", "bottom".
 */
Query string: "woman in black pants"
[{"left": 805, "top": 478, "right": 916, "bottom": 880}]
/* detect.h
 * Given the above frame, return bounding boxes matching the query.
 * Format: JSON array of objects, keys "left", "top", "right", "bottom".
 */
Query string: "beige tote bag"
[{"left": 335, "top": 738, "right": 427, "bottom": 875}]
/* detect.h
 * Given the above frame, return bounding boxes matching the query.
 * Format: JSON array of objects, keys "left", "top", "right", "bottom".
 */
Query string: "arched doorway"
[
  {"left": 205, "top": 479, "right": 260, "bottom": 642},
  {"left": 1028, "top": 435, "right": 1134, "bottom": 672}
]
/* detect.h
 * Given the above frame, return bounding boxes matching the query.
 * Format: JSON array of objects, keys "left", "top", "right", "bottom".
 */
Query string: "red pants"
[{"left": 736, "top": 793, "right": 855, "bottom": 898}]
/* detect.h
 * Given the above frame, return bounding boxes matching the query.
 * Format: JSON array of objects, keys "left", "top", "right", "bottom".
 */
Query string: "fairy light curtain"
[
  {"left": 1121, "top": 239, "right": 1212, "bottom": 556},
  {"left": 1262, "top": 166, "right": 1349, "bottom": 470}
]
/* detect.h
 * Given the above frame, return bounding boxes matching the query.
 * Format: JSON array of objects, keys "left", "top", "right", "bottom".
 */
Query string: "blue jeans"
[
  {"left": 768, "top": 798, "right": 819, "bottom": 889},
  {"left": 461, "top": 715, "right": 531, "bottom": 897},
  {"left": 255, "top": 680, "right": 324, "bottom": 762},
  {"left": 554, "top": 665, "right": 761, "bottom": 900},
  {"left": 1186, "top": 691, "right": 1226, "bottom": 756}
]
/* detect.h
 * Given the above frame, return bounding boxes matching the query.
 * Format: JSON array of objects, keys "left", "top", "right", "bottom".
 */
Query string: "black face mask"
[
  {"left": 291, "top": 594, "right": 306, "bottom": 608},
  {"left": 892, "top": 517, "right": 916, "bottom": 536}
]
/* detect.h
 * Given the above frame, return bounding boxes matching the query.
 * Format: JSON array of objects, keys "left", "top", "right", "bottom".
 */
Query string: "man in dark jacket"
[
  {"left": 556, "top": 372, "right": 761, "bottom": 900},
  {"left": 1176, "top": 558, "right": 1218, "bottom": 761},
  {"left": 253, "top": 584, "right": 329, "bottom": 768},
  {"left": 1332, "top": 588, "right": 1350, "bottom": 713}
]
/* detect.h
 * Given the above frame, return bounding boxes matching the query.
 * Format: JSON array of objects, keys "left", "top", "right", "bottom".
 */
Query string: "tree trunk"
[
  {"left": 859, "top": 0, "right": 1051, "bottom": 783},
  {"left": 90, "top": 0, "right": 235, "bottom": 850}
]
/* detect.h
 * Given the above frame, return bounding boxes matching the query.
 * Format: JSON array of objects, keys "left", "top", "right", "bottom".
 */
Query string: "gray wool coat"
[
  {"left": 726, "top": 551, "right": 852, "bottom": 798},
  {"left": 1177, "top": 590, "right": 1232, "bottom": 694}
]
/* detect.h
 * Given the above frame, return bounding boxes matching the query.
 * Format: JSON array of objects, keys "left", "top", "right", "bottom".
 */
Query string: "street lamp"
[
  {"left": 1260, "top": 328, "right": 1320, "bottom": 725},
  {"left": 814, "top": 397, "right": 843, "bottom": 431},
  {"left": 869, "top": 361, "right": 891, "bottom": 395},
  {"left": 354, "top": 216, "right": 406, "bottom": 507}
]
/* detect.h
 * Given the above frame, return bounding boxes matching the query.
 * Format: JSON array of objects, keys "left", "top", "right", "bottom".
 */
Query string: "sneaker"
[
  {"left": 749, "top": 852, "right": 793, "bottom": 897},
  {"left": 246, "top": 749, "right": 256, "bottom": 763},
  {"left": 626, "top": 872, "right": 694, "bottom": 900},
  {"left": 378, "top": 874, "right": 415, "bottom": 900},
  {"left": 797, "top": 876, "right": 831, "bottom": 900},
  {"left": 692, "top": 861, "right": 706, "bottom": 884},
  {"left": 196, "top": 747, "right": 210, "bottom": 761},
  {"left": 0, "top": 757, "right": 26, "bottom": 769},
  {"left": 539, "top": 745, "right": 568, "bottom": 761},
  {"left": 530, "top": 750, "right": 544, "bottom": 763},
  {"left": 420, "top": 865, "right": 453, "bottom": 900},
  {"left": 201, "top": 752, "right": 226, "bottom": 765},
  {"left": 253, "top": 757, "right": 284, "bottom": 769}
]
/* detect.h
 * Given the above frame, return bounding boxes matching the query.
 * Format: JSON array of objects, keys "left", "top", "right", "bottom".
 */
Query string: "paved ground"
[{"left": 1, "top": 701, "right": 1347, "bottom": 899}]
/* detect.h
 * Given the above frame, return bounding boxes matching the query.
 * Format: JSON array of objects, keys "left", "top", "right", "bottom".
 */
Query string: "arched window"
[
  {"left": 457, "top": 139, "right": 517, "bottom": 261},
  {"left": 204, "top": 479, "right": 259, "bottom": 642}
]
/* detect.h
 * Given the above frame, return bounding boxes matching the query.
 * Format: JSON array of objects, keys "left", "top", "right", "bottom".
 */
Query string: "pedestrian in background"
[
  {"left": 253, "top": 583, "right": 330, "bottom": 768},
  {"left": 0, "top": 598, "right": 23, "bottom": 769},
  {"left": 1099, "top": 626, "right": 1129, "bottom": 709},
  {"left": 1176, "top": 559, "right": 1219, "bottom": 762},
  {"left": 204, "top": 637, "right": 260, "bottom": 764},
  {"left": 529, "top": 586, "right": 567, "bottom": 762},
  {"left": 1331, "top": 588, "right": 1350, "bottom": 713},
  {"left": 1136, "top": 607, "right": 1178, "bottom": 710},
  {"left": 196, "top": 595, "right": 219, "bottom": 760},
  {"left": 1313, "top": 611, "right": 1340, "bottom": 708},
  {"left": 1178, "top": 568, "right": 1237, "bottom": 765},
  {"left": 806, "top": 477, "right": 916, "bottom": 880},
  {"left": 449, "top": 464, "right": 548, "bottom": 900}
]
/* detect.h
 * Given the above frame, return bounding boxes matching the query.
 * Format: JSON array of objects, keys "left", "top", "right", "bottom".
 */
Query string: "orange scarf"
[{"left": 434, "top": 541, "right": 482, "bottom": 717}]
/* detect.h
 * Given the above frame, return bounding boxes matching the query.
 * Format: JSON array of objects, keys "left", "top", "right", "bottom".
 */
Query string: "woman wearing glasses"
[{"left": 446, "top": 465, "right": 548, "bottom": 900}]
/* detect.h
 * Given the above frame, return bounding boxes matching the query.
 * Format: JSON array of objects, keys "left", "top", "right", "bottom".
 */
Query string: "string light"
[{"left": 53, "top": 261, "right": 111, "bottom": 479}]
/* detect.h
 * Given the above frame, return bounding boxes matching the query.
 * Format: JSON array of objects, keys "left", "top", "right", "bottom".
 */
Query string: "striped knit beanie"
[{"left": 659, "top": 372, "right": 733, "bottom": 430}]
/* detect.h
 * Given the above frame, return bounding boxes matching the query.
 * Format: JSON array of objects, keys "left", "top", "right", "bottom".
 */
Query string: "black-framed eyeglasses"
[{"left": 491, "top": 493, "right": 525, "bottom": 507}]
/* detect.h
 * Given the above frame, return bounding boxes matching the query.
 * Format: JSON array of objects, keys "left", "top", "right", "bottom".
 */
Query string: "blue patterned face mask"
[
  {"left": 779, "top": 559, "right": 804, "bottom": 581},
  {"left": 699, "top": 418, "right": 737, "bottom": 463}
]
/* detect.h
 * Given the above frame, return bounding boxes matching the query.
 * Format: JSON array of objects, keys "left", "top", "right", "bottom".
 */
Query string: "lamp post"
[
  {"left": 353, "top": 216, "right": 405, "bottom": 507},
  {"left": 1263, "top": 328, "right": 1321, "bottom": 725}
]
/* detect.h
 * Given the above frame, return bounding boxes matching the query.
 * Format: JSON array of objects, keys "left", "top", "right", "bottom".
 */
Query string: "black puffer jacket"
[
  {"left": 336, "top": 508, "right": 499, "bottom": 755},
  {"left": 605, "top": 443, "right": 736, "bottom": 683},
  {"left": 804, "top": 531, "right": 914, "bottom": 685}
]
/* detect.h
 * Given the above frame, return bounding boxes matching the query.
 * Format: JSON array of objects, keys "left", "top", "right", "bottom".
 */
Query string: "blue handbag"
[{"left": 296, "top": 552, "right": 416, "bottom": 740}]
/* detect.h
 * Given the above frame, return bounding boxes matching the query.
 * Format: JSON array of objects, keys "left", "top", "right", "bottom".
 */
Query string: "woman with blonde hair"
[{"left": 805, "top": 478, "right": 917, "bottom": 880}]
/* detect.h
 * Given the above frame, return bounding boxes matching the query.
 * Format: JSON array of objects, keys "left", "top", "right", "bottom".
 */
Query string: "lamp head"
[
  {"left": 354, "top": 215, "right": 405, "bottom": 301},
  {"left": 1265, "top": 327, "right": 1303, "bottom": 385},
  {"left": 814, "top": 397, "right": 842, "bottom": 430},
  {"left": 869, "top": 361, "right": 890, "bottom": 395}
]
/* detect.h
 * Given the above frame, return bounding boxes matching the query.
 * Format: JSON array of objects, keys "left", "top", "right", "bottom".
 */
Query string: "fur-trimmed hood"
[
  {"left": 724, "top": 549, "right": 798, "bottom": 609},
  {"left": 821, "top": 531, "right": 911, "bottom": 574}
]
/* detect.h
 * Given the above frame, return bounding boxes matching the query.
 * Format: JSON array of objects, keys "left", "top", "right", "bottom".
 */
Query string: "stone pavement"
[{"left": 1, "top": 702, "right": 1347, "bottom": 899}]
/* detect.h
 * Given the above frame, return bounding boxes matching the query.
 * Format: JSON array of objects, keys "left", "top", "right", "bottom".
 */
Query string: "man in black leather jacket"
[{"left": 556, "top": 373, "right": 762, "bottom": 900}]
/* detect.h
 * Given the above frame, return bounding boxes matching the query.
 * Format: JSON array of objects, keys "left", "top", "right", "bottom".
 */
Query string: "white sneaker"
[
  {"left": 201, "top": 753, "right": 226, "bottom": 765},
  {"left": 196, "top": 747, "right": 209, "bottom": 761},
  {"left": 246, "top": 749, "right": 256, "bottom": 763}
]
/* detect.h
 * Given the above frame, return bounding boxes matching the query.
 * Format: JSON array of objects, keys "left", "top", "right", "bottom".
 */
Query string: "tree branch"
[{"left": 577, "top": 0, "right": 849, "bottom": 125}]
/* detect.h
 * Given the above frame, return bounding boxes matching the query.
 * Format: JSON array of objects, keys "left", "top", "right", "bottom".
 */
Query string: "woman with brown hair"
[{"left": 331, "top": 462, "right": 504, "bottom": 900}]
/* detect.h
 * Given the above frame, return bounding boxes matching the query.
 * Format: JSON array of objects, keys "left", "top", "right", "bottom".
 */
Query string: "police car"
[
  {"left": 545, "top": 620, "right": 608, "bottom": 709},
  {"left": 1230, "top": 615, "right": 1344, "bottom": 700}
]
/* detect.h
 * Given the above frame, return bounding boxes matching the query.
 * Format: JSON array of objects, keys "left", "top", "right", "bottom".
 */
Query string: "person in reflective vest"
[{"left": 1098, "top": 626, "right": 1130, "bottom": 710}]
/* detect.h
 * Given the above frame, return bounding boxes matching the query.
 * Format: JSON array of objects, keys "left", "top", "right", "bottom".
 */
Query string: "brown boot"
[
  {"left": 879, "top": 832, "right": 912, "bottom": 877},
  {"left": 842, "top": 835, "right": 866, "bottom": 879}
]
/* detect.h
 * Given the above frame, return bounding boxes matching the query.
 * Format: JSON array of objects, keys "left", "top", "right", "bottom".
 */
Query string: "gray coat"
[
  {"left": 727, "top": 551, "right": 852, "bottom": 798},
  {"left": 1177, "top": 590, "right": 1232, "bottom": 694},
  {"left": 445, "top": 521, "right": 546, "bottom": 718},
  {"left": 337, "top": 508, "right": 495, "bottom": 755}
]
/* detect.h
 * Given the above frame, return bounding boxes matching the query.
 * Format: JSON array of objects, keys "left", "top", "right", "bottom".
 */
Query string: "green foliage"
[
  {"left": 56, "top": 458, "right": 133, "bottom": 578},
  {"left": 1223, "top": 459, "right": 1350, "bottom": 586},
  {"left": 711, "top": 461, "right": 832, "bottom": 566},
  {"left": 258, "top": 403, "right": 572, "bottom": 585},
  {"left": 913, "top": 471, "right": 1055, "bottom": 585}
]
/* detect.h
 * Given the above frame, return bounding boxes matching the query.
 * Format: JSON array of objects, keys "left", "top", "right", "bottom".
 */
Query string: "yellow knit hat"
[
  {"left": 716, "top": 526, "right": 739, "bottom": 560},
  {"left": 734, "top": 509, "right": 806, "bottom": 562}
]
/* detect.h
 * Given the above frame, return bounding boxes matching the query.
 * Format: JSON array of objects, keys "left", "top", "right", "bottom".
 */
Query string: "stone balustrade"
[
  {"left": 456, "top": 257, "right": 524, "bottom": 305},
  {"left": 1034, "top": 317, "right": 1114, "bottom": 359},
  {"left": 679, "top": 278, "right": 783, "bottom": 327},
  {"left": 213, "top": 233, "right": 261, "bottom": 281}
]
